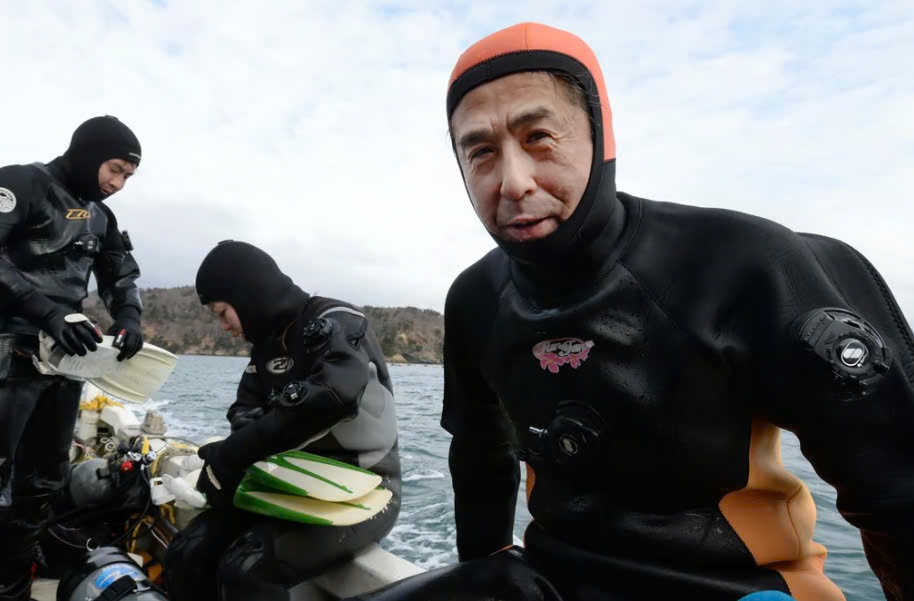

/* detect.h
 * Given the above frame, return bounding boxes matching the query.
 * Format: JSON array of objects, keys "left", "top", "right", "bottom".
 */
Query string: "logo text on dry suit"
[{"left": 532, "top": 337, "right": 595, "bottom": 374}]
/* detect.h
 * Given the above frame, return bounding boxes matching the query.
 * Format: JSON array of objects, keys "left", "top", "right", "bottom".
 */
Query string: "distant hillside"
[{"left": 82, "top": 286, "right": 443, "bottom": 364}]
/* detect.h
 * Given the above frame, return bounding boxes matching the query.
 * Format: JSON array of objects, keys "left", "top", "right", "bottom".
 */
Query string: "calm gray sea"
[{"left": 139, "top": 356, "right": 883, "bottom": 600}]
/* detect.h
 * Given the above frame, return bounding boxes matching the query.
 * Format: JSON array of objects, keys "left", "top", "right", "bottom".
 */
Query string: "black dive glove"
[
  {"left": 229, "top": 406, "right": 267, "bottom": 432},
  {"left": 42, "top": 310, "right": 103, "bottom": 357},
  {"left": 16, "top": 290, "right": 101, "bottom": 356},
  {"left": 196, "top": 440, "right": 245, "bottom": 512},
  {"left": 108, "top": 307, "right": 144, "bottom": 361}
]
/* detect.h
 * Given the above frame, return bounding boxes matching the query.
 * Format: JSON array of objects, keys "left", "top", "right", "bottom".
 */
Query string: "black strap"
[{"left": 95, "top": 575, "right": 139, "bottom": 601}]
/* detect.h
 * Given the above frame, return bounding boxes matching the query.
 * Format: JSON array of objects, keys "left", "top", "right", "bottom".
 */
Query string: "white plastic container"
[
  {"left": 162, "top": 473, "right": 206, "bottom": 509},
  {"left": 148, "top": 476, "right": 176, "bottom": 505},
  {"left": 76, "top": 409, "right": 100, "bottom": 442},
  {"left": 99, "top": 405, "right": 142, "bottom": 440},
  {"left": 170, "top": 468, "right": 207, "bottom": 529}
]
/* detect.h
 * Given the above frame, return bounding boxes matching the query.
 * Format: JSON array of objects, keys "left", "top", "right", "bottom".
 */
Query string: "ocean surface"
[{"left": 140, "top": 356, "right": 883, "bottom": 600}]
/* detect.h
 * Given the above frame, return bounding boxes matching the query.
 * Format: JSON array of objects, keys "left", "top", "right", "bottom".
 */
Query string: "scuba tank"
[
  {"left": 67, "top": 458, "right": 117, "bottom": 507},
  {"left": 56, "top": 547, "right": 165, "bottom": 601}
]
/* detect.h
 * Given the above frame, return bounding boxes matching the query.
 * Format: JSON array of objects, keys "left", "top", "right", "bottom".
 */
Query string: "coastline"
[{"left": 174, "top": 351, "right": 441, "bottom": 367}]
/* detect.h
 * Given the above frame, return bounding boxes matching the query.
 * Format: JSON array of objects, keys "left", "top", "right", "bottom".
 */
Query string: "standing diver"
[
  {"left": 164, "top": 240, "right": 401, "bottom": 601},
  {"left": 0, "top": 115, "right": 146, "bottom": 601}
]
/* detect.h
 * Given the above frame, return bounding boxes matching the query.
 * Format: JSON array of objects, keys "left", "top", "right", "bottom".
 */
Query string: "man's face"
[
  {"left": 209, "top": 301, "right": 244, "bottom": 338},
  {"left": 450, "top": 72, "right": 593, "bottom": 244},
  {"left": 97, "top": 159, "right": 137, "bottom": 197}
]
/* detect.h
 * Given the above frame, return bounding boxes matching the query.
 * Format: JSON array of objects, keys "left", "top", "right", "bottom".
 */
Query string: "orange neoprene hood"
[{"left": 446, "top": 22, "right": 616, "bottom": 163}]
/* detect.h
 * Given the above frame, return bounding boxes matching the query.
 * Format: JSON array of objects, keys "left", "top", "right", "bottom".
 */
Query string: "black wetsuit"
[
  {"left": 439, "top": 191, "right": 914, "bottom": 601},
  {"left": 0, "top": 161, "right": 141, "bottom": 337},
  {"left": 0, "top": 156, "right": 141, "bottom": 600},
  {"left": 165, "top": 242, "right": 401, "bottom": 601},
  {"left": 349, "top": 191, "right": 914, "bottom": 601},
  {"left": 350, "top": 21, "right": 914, "bottom": 601}
]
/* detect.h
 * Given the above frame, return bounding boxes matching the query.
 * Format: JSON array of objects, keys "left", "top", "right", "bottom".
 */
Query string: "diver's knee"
[
  {"left": 217, "top": 530, "right": 291, "bottom": 601},
  {"left": 219, "top": 529, "right": 268, "bottom": 576},
  {"left": 346, "top": 548, "right": 561, "bottom": 601},
  {"left": 165, "top": 521, "right": 211, "bottom": 568},
  {"left": 163, "top": 517, "right": 225, "bottom": 600}
]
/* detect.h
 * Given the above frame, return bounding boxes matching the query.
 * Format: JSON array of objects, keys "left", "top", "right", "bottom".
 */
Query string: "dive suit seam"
[
  {"left": 616, "top": 198, "right": 698, "bottom": 349},
  {"left": 802, "top": 233, "right": 914, "bottom": 383},
  {"left": 616, "top": 260, "right": 694, "bottom": 349},
  {"left": 317, "top": 306, "right": 366, "bottom": 320},
  {"left": 851, "top": 248, "right": 914, "bottom": 382},
  {"left": 783, "top": 483, "right": 805, "bottom": 562}
]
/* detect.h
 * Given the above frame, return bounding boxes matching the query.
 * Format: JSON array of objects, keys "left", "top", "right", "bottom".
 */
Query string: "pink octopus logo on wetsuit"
[{"left": 532, "top": 338, "right": 595, "bottom": 373}]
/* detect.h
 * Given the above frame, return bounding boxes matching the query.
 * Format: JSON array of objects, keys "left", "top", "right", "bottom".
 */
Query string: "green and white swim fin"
[
  {"left": 233, "top": 477, "right": 392, "bottom": 526},
  {"left": 247, "top": 451, "right": 383, "bottom": 502}
]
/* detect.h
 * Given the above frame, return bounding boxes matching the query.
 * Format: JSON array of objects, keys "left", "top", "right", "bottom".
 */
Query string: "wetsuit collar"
[
  {"left": 510, "top": 166, "right": 628, "bottom": 308},
  {"left": 246, "top": 284, "right": 310, "bottom": 345},
  {"left": 44, "top": 157, "right": 89, "bottom": 204}
]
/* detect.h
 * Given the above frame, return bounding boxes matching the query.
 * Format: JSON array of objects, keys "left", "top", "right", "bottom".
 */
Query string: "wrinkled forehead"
[{"left": 449, "top": 71, "right": 579, "bottom": 138}]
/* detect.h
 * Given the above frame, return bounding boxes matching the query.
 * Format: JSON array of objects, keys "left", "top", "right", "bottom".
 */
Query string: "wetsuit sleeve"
[
  {"left": 225, "top": 360, "right": 267, "bottom": 432},
  {"left": 213, "top": 310, "right": 371, "bottom": 473},
  {"left": 441, "top": 284, "right": 520, "bottom": 561},
  {"left": 0, "top": 165, "right": 62, "bottom": 321},
  {"left": 755, "top": 235, "right": 914, "bottom": 600},
  {"left": 0, "top": 166, "right": 33, "bottom": 246},
  {"left": 93, "top": 204, "right": 142, "bottom": 319}
]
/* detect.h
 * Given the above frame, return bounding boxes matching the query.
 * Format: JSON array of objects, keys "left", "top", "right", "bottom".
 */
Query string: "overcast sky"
[{"left": 3, "top": 1, "right": 912, "bottom": 317}]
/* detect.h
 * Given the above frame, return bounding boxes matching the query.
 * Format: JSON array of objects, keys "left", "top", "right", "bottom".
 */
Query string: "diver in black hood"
[
  {"left": 193, "top": 239, "right": 309, "bottom": 345},
  {"left": 0, "top": 115, "right": 145, "bottom": 601},
  {"left": 163, "top": 240, "right": 401, "bottom": 601}
]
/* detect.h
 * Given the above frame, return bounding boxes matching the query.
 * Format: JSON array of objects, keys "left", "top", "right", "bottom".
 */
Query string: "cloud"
[{"left": 2, "top": 0, "right": 911, "bottom": 318}]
